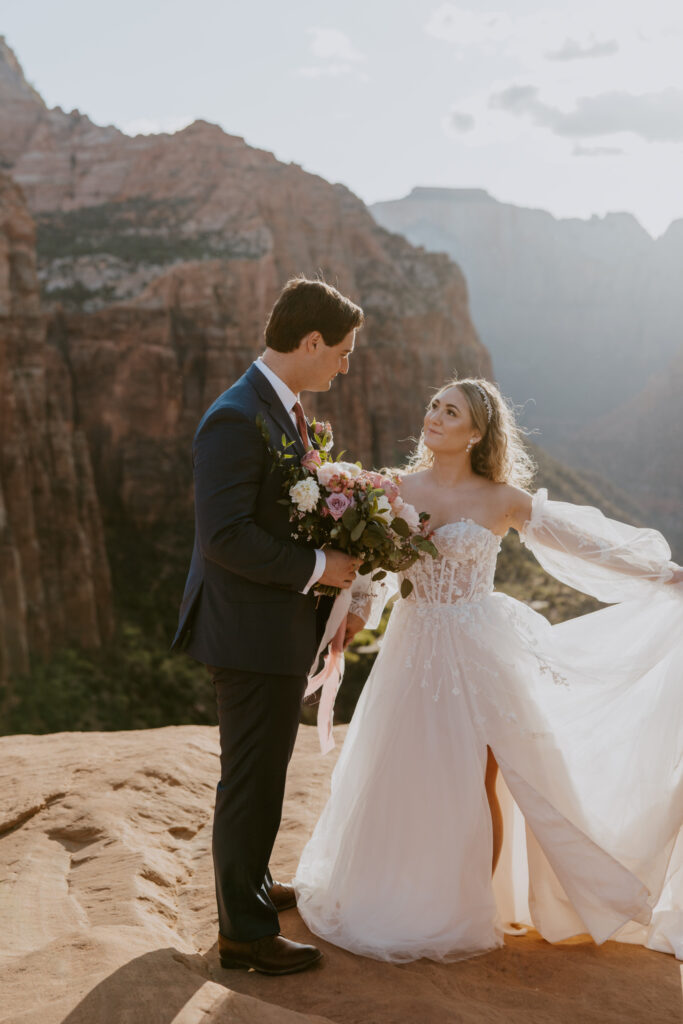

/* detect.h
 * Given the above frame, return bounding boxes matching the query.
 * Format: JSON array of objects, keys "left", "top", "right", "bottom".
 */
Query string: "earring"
[{"left": 466, "top": 438, "right": 476, "bottom": 453}]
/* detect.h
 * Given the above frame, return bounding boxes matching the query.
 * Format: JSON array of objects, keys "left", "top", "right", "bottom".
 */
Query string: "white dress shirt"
[{"left": 254, "top": 358, "right": 326, "bottom": 594}]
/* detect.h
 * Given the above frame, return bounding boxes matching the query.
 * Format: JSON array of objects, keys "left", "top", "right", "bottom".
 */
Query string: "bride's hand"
[{"left": 344, "top": 614, "right": 366, "bottom": 648}]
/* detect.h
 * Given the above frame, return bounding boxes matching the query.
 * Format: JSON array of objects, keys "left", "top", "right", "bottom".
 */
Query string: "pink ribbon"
[{"left": 304, "top": 615, "right": 346, "bottom": 755}]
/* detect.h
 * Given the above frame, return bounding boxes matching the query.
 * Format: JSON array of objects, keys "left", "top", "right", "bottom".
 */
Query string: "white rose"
[
  {"left": 315, "top": 462, "right": 340, "bottom": 488},
  {"left": 399, "top": 501, "right": 421, "bottom": 532},
  {"left": 375, "top": 494, "right": 393, "bottom": 522},
  {"left": 333, "top": 461, "right": 362, "bottom": 479},
  {"left": 289, "top": 478, "right": 321, "bottom": 513}
]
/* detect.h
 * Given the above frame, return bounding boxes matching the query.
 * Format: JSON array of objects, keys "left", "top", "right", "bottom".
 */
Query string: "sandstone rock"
[
  {"left": 1, "top": 724, "right": 680, "bottom": 1023},
  {"left": 0, "top": 172, "right": 112, "bottom": 684}
]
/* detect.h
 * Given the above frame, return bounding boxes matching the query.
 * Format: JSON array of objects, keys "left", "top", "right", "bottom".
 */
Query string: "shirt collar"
[{"left": 255, "top": 356, "right": 299, "bottom": 414}]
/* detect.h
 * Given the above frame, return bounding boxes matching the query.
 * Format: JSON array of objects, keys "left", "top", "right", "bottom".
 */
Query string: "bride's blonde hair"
[{"left": 405, "top": 377, "right": 535, "bottom": 489}]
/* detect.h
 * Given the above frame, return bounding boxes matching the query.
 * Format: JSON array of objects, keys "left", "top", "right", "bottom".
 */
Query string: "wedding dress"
[{"left": 293, "top": 490, "right": 683, "bottom": 963}]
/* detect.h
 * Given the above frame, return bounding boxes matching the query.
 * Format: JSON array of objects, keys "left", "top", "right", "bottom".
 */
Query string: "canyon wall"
[{"left": 0, "top": 172, "right": 112, "bottom": 683}]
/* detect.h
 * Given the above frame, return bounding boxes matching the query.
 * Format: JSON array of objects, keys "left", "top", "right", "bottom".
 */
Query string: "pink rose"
[
  {"left": 363, "top": 471, "right": 385, "bottom": 489},
  {"left": 391, "top": 495, "right": 406, "bottom": 515},
  {"left": 383, "top": 478, "right": 400, "bottom": 502},
  {"left": 301, "top": 449, "right": 322, "bottom": 470},
  {"left": 325, "top": 493, "right": 352, "bottom": 521}
]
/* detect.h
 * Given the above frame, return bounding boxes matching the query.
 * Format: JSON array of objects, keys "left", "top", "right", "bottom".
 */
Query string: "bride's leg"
[{"left": 485, "top": 747, "right": 503, "bottom": 874}]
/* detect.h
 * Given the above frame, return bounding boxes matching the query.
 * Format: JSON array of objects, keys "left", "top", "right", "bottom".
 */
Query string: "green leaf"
[
  {"left": 372, "top": 570, "right": 387, "bottom": 581},
  {"left": 281, "top": 434, "right": 287, "bottom": 446},
  {"left": 350, "top": 519, "right": 367, "bottom": 542},
  {"left": 361, "top": 529, "right": 382, "bottom": 549},
  {"left": 400, "top": 578, "right": 414, "bottom": 599},
  {"left": 391, "top": 517, "right": 411, "bottom": 538},
  {"left": 358, "top": 561, "right": 374, "bottom": 575},
  {"left": 412, "top": 537, "right": 438, "bottom": 556},
  {"left": 341, "top": 507, "right": 360, "bottom": 530}
]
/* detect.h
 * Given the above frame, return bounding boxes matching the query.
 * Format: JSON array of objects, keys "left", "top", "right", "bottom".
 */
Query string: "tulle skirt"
[{"left": 293, "top": 590, "right": 683, "bottom": 962}]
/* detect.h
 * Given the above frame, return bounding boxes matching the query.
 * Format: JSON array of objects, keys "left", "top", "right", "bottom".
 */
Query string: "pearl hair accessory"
[{"left": 473, "top": 383, "right": 492, "bottom": 423}]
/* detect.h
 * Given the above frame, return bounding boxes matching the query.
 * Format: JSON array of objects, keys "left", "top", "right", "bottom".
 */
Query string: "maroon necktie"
[{"left": 292, "top": 401, "right": 312, "bottom": 451}]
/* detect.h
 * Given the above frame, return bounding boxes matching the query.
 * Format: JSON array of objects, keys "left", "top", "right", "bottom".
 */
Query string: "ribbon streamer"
[{"left": 305, "top": 588, "right": 352, "bottom": 753}]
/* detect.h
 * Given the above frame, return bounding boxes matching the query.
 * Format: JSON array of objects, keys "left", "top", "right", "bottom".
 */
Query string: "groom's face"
[{"left": 304, "top": 330, "right": 356, "bottom": 391}]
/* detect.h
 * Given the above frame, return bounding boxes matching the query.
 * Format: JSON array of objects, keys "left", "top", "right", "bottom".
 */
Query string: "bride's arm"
[
  {"left": 512, "top": 488, "right": 680, "bottom": 603},
  {"left": 348, "top": 571, "right": 398, "bottom": 632}
]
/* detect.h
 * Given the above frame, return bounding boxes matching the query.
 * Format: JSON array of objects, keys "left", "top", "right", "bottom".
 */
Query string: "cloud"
[
  {"left": 573, "top": 144, "right": 624, "bottom": 156},
  {"left": 297, "top": 28, "right": 368, "bottom": 79},
  {"left": 490, "top": 85, "right": 683, "bottom": 142},
  {"left": 448, "top": 111, "right": 475, "bottom": 133},
  {"left": 425, "top": 5, "right": 512, "bottom": 48},
  {"left": 307, "top": 28, "right": 365, "bottom": 63},
  {"left": 546, "top": 37, "right": 619, "bottom": 61}
]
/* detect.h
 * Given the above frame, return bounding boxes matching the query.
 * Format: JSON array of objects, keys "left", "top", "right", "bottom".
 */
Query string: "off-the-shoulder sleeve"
[
  {"left": 520, "top": 488, "right": 677, "bottom": 604},
  {"left": 349, "top": 571, "right": 399, "bottom": 629}
]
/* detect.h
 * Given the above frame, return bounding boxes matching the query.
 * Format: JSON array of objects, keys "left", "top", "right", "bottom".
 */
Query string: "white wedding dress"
[{"left": 293, "top": 490, "right": 683, "bottom": 963}]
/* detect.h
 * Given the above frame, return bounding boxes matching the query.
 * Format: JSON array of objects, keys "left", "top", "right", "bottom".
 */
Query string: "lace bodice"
[
  {"left": 403, "top": 520, "right": 501, "bottom": 605},
  {"left": 349, "top": 520, "right": 502, "bottom": 626},
  {"left": 349, "top": 491, "right": 679, "bottom": 629}
]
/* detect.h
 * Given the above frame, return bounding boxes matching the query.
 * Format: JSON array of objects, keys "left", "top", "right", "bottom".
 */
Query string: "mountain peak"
[
  {"left": 408, "top": 187, "right": 495, "bottom": 203},
  {"left": 0, "top": 36, "right": 46, "bottom": 108}
]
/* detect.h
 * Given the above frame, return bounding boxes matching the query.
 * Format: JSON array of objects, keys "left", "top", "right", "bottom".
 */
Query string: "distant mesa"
[
  {"left": 371, "top": 186, "right": 683, "bottom": 552},
  {"left": 408, "top": 187, "right": 496, "bottom": 203}
]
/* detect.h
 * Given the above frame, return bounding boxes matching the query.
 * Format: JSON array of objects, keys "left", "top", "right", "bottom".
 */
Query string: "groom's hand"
[{"left": 319, "top": 551, "right": 360, "bottom": 590}]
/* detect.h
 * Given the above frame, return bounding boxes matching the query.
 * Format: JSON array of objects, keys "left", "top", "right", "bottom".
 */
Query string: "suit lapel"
[{"left": 246, "top": 363, "right": 306, "bottom": 457}]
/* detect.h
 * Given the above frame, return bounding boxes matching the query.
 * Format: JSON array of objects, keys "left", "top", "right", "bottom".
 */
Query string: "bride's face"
[{"left": 423, "top": 386, "right": 474, "bottom": 454}]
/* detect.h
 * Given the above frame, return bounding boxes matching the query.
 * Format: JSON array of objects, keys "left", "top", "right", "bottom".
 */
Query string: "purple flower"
[{"left": 325, "top": 492, "right": 352, "bottom": 521}]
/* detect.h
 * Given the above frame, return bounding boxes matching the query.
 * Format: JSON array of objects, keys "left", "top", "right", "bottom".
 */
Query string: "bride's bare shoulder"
[
  {"left": 395, "top": 468, "right": 426, "bottom": 498},
  {"left": 495, "top": 483, "right": 533, "bottom": 532}
]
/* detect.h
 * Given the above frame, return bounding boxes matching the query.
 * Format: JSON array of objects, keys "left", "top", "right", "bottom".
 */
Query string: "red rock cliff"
[
  {"left": 0, "top": 172, "right": 112, "bottom": 683},
  {"left": 0, "top": 40, "right": 490, "bottom": 530}
]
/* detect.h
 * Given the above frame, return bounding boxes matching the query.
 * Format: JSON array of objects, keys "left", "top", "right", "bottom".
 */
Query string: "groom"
[{"left": 172, "top": 276, "right": 364, "bottom": 975}]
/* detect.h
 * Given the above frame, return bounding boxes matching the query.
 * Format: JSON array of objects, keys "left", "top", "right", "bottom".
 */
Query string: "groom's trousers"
[{"left": 209, "top": 665, "right": 308, "bottom": 941}]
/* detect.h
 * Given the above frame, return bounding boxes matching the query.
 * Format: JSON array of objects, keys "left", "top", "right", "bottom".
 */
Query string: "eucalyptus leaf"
[
  {"left": 358, "top": 561, "right": 374, "bottom": 575},
  {"left": 342, "top": 507, "right": 360, "bottom": 530},
  {"left": 350, "top": 519, "right": 367, "bottom": 542},
  {"left": 391, "top": 517, "right": 411, "bottom": 538},
  {"left": 400, "top": 578, "right": 414, "bottom": 598},
  {"left": 372, "top": 570, "right": 387, "bottom": 581}
]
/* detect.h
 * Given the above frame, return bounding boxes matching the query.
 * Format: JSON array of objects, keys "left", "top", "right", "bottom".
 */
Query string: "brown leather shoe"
[
  {"left": 218, "top": 933, "right": 322, "bottom": 975},
  {"left": 268, "top": 881, "right": 297, "bottom": 912}
]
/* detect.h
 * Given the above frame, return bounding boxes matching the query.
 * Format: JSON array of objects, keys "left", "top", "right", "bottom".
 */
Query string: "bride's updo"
[{"left": 406, "top": 377, "right": 535, "bottom": 489}]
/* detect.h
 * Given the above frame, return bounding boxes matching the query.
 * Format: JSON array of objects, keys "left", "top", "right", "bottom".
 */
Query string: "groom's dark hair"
[{"left": 265, "top": 276, "right": 364, "bottom": 352}]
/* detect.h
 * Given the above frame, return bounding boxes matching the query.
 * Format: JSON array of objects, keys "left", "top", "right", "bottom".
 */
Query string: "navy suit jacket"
[{"left": 172, "top": 363, "right": 330, "bottom": 676}]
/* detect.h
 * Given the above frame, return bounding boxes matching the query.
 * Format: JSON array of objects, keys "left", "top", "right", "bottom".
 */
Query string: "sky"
[{"left": 4, "top": 0, "right": 683, "bottom": 236}]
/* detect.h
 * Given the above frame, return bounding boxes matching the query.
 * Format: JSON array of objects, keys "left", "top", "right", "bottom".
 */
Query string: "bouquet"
[{"left": 257, "top": 416, "right": 438, "bottom": 597}]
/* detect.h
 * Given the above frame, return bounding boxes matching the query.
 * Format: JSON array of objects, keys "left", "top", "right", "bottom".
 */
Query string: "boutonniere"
[{"left": 310, "top": 419, "right": 334, "bottom": 452}]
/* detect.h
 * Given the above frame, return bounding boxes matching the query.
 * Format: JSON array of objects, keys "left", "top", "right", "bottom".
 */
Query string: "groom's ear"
[{"left": 300, "top": 331, "right": 324, "bottom": 354}]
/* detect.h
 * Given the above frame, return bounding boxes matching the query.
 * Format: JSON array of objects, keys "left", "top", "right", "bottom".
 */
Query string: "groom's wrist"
[{"left": 300, "top": 549, "right": 326, "bottom": 595}]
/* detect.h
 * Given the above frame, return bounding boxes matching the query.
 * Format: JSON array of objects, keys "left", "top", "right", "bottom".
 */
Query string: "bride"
[{"left": 293, "top": 377, "right": 683, "bottom": 963}]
